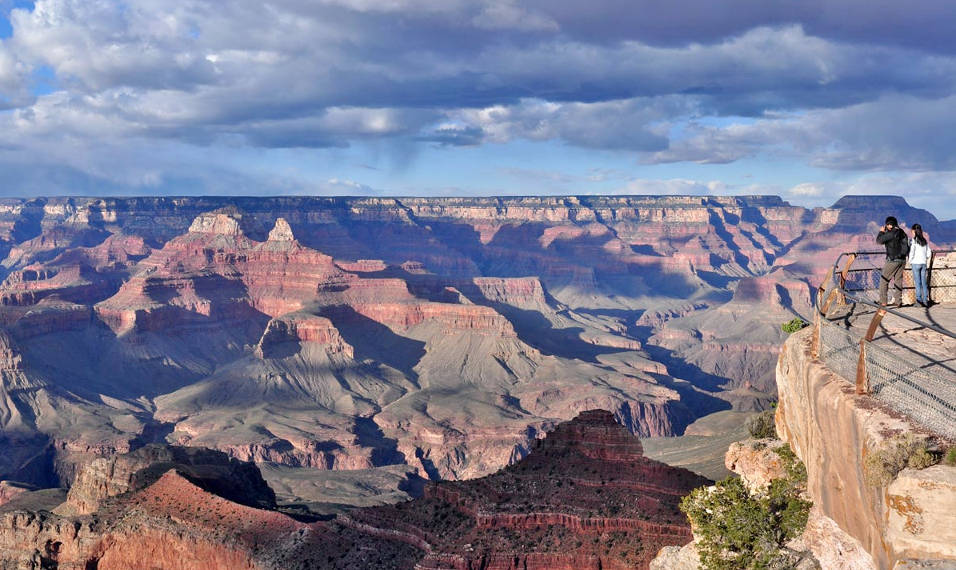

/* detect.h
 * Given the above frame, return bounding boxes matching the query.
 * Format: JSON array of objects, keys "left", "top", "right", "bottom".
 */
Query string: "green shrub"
[
  {"left": 680, "top": 445, "right": 811, "bottom": 570},
  {"left": 863, "top": 433, "right": 939, "bottom": 487},
  {"left": 781, "top": 318, "right": 809, "bottom": 334},
  {"left": 746, "top": 410, "right": 777, "bottom": 439},
  {"left": 774, "top": 445, "right": 808, "bottom": 485},
  {"left": 944, "top": 448, "right": 956, "bottom": 467}
]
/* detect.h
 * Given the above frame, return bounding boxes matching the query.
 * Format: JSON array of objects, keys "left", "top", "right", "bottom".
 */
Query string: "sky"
[{"left": 1, "top": 1, "right": 955, "bottom": 218}]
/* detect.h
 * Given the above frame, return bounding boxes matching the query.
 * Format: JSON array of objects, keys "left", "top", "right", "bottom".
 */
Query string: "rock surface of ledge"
[{"left": 775, "top": 327, "right": 956, "bottom": 568}]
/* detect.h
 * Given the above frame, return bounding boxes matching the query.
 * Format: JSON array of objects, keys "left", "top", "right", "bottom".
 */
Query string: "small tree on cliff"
[
  {"left": 680, "top": 446, "right": 811, "bottom": 569},
  {"left": 781, "top": 318, "right": 808, "bottom": 334}
]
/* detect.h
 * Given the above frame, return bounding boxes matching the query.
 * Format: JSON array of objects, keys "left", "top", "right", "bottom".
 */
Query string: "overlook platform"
[
  {"left": 816, "top": 250, "right": 956, "bottom": 440},
  {"left": 825, "top": 302, "right": 956, "bottom": 382}
]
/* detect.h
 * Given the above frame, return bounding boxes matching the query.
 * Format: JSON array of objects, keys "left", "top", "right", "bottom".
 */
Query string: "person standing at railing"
[
  {"left": 908, "top": 223, "right": 932, "bottom": 307},
  {"left": 876, "top": 216, "right": 909, "bottom": 307}
]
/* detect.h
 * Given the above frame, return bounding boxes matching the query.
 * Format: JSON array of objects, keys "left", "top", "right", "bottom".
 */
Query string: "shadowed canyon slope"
[
  {"left": 0, "top": 195, "right": 952, "bottom": 500},
  {"left": 0, "top": 410, "right": 710, "bottom": 570}
]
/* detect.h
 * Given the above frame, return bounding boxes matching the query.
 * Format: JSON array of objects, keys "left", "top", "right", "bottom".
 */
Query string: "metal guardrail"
[
  {"left": 819, "top": 250, "right": 956, "bottom": 341},
  {"left": 813, "top": 249, "right": 956, "bottom": 440}
]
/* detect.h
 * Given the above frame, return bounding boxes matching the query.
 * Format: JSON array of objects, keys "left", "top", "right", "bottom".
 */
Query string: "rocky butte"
[{"left": 0, "top": 410, "right": 709, "bottom": 569}]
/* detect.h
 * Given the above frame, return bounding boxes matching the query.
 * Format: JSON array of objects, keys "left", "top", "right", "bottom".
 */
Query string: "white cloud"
[
  {"left": 788, "top": 182, "right": 825, "bottom": 197},
  {"left": 616, "top": 178, "right": 722, "bottom": 195},
  {"left": 654, "top": 94, "right": 956, "bottom": 171},
  {"left": 449, "top": 97, "right": 683, "bottom": 150},
  {"left": 0, "top": 1, "right": 955, "bottom": 204}
]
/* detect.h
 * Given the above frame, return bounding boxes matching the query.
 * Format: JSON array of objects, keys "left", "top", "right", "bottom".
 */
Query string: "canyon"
[{"left": 0, "top": 194, "right": 953, "bottom": 515}]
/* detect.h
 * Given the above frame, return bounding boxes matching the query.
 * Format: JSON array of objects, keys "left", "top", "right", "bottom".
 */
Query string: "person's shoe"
[{"left": 917, "top": 301, "right": 926, "bottom": 308}]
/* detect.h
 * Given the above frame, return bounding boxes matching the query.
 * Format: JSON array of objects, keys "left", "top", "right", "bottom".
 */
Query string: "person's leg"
[
  {"left": 889, "top": 261, "right": 905, "bottom": 305},
  {"left": 912, "top": 264, "right": 925, "bottom": 303},
  {"left": 918, "top": 264, "right": 929, "bottom": 304},
  {"left": 879, "top": 260, "right": 893, "bottom": 304}
]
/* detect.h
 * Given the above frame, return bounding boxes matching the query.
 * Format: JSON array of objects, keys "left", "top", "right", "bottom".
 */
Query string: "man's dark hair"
[{"left": 885, "top": 216, "right": 898, "bottom": 227}]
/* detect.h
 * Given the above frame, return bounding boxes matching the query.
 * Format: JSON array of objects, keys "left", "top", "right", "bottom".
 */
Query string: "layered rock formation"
[
  {"left": 0, "top": 195, "right": 952, "bottom": 506},
  {"left": 0, "top": 411, "right": 707, "bottom": 570}
]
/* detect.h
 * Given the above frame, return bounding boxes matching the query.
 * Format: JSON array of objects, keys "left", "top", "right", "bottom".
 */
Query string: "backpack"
[{"left": 900, "top": 233, "right": 910, "bottom": 259}]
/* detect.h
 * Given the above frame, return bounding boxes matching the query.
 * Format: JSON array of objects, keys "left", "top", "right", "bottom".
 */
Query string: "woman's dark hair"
[{"left": 912, "top": 223, "right": 927, "bottom": 246}]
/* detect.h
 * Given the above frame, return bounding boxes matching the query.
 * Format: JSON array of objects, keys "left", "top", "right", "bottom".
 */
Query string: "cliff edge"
[{"left": 775, "top": 327, "right": 956, "bottom": 568}]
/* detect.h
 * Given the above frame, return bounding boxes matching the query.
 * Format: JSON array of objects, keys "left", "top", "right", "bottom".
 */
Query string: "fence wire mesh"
[
  {"left": 865, "top": 341, "right": 956, "bottom": 440},
  {"left": 837, "top": 251, "right": 956, "bottom": 305},
  {"left": 818, "top": 317, "right": 956, "bottom": 440},
  {"left": 818, "top": 319, "right": 859, "bottom": 381}
]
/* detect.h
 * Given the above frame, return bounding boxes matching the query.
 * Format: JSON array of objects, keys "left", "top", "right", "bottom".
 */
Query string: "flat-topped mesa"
[
  {"left": 187, "top": 210, "right": 244, "bottom": 236},
  {"left": 532, "top": 409, "right": 645, "bottom": 462},
  {"left": 267, "top": 217, "right": 295, "bottom": 242},
  {"left": 467, "top": 276, "right": 548, "bottom": 307}
]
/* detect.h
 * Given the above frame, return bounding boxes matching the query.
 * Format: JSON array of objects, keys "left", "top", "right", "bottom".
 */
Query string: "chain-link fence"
[
  {"left": 817, "top": 314, "right": 956, "bottom": 440},
  {"left": 836, "top": 250, "right": 956, "bottom": 305},
  {"left": 865, "top": 341, "right": 956, "bottom": 440},
  {"left": 818, "top": 318, "right": 858, "bottom": 381}
]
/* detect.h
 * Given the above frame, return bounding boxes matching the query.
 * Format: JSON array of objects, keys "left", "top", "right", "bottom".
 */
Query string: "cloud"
[
  {"left": 653, "top": 94, "right": 956, "bottom": 171},
  {"left": 0, "top": 39, "right": 31, "bottom": 107},
  {"left": 615, "top": 178, "right": 728, "bottom": 196},
  {"left": 522, "top": 0, "right": 956, "bottom": 54},
  {"left": 471, "top": 1, "right": 557, "bottom": 32},
  {"left": 0, "top": 0, "right": 955, "bottom": 203},
  {"left": 321, "top": 177, "right": 381, "bottom": 195},
  {"left": 788, "top": 183, "right": 825, "bottom": 197},
  {"left": 448, "top": 97, "right": 682, "bottom": 150}
]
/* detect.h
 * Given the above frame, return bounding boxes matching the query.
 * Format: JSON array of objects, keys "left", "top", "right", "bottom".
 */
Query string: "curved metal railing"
[
  {"left": 817, "top": 250, "right": 956, "bottom": 341},
  {"left": 811, "top": 249, "right": 956, "bottom": 439}
]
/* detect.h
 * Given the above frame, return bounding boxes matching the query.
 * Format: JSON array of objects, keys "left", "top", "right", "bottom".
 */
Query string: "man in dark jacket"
[{"left": 876, "top": 216, "right": 909, "bottom": 307}]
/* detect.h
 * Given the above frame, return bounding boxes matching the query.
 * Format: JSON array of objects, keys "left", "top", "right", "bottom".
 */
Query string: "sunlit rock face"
[
  {"left": 0, "top": 195, "right": 952, "bottom": 499},
  {"left": 775, "top": 328, "right": 956, "bottom": 568}
]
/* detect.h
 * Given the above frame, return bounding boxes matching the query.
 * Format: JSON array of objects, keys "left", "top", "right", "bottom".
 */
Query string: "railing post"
[
  {"left": 839, "top": 254, "right": 857, "bottom": 305},
  {"left": 855, "top": 340, "right": 868, "bottom": 395},
  {"left": 812, "top": 310, "right": 821, "bottom": 359},
  {"left": 865, "top": 308, "right": 887, "bottom": 342},
  {"left": 816, "top": 265, "right": 835, "bottom": 314},
  {"left": 820, "top": 288, "right": 840, "bottom": 315}
]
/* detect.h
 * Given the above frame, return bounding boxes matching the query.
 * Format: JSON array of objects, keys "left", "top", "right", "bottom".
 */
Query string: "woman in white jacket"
[{"left": 908, "top": 224, "right": 932, "bottom": 307}]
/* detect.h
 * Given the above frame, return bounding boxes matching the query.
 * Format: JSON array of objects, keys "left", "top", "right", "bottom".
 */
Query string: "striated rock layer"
[{"left": 0, "top": 411, "right": 707, "bottom": 569}]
